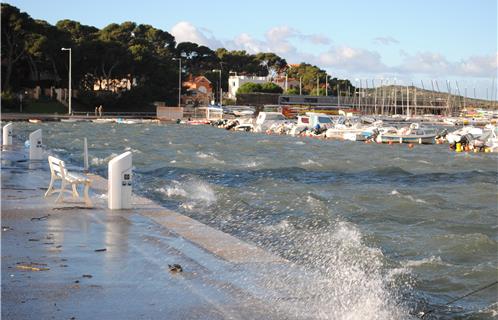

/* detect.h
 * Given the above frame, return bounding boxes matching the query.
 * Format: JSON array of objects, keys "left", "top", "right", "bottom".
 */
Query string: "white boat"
[
  {"left": 446, "top": 126, "right": 483, "bottom": 144},
  {"left": 61, "top": 118, "right": 91, "bottom": 123},
  {"left": 92, "top": 118, "right": 115, "bottom": 123},
  {"left": 254, "top": 112, "right": 289, "bottom": 133},
  {"left": 378, "top": 123, "right": 437, "bottom": 144},
  {"left": 325, "top": 116, "right": 364, "bottom": 139}
]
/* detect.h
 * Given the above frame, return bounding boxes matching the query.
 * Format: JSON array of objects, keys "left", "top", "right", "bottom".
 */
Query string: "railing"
[{"left": 72, "top": 111, "right": 156, "bottom": 117}]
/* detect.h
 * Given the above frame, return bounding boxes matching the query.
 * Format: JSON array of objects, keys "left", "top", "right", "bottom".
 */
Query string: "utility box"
[
  {"left": 108, "top": 151, "right": 132, "bottom": 210},
  {"left": 2, "top": 122, "right": 13, "bottom": 145},
  {"left": 29, "top": 129, "right": 43, "bottom": 160}
]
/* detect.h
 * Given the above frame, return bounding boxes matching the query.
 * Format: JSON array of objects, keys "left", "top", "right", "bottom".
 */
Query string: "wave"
[
  {"left": 259, "top": 219, "right": 409, "bottom": 319},
  {"left": 196, "top": 151, "right": 225, "bottom": 164},
  {"left": 300, "top": 159, "right": 323, "bottom": 167},
  {"left": 156, "top": 178, "right": 217, "bottom": 208},
  {"left": 401, "top": 256, "right": 451, "bottom": 268},
  {"left": 91, "top": 153, "right": 118, "bottom": 166},
  {"left": 390, "top": 189, "right": 427, "bottom": 204}
]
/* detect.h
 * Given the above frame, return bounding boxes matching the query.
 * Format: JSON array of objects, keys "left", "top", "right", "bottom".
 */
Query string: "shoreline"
[{"left": 1, "top": 146, "right": 290, "bottom": 319}]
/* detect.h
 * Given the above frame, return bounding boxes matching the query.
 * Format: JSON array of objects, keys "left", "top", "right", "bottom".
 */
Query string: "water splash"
[
  {"left": 157, "top": 178, "right": 217, "bottom": 208},
  {"left": 91, "top": 153, "right": 118, "bottom": 166}
]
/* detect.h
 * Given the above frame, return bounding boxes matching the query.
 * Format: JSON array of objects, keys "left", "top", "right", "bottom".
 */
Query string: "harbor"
[
  {"left": 2, "top": 1, "right": 498, "bottom": 319},
  {"left": 2, "top": 121, "right": 497, "bottom": 319}
]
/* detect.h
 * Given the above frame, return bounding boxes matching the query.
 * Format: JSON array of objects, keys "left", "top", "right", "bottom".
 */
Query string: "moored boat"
[{"left": 379, "top": 123, "right": 437, "bottom": 144}]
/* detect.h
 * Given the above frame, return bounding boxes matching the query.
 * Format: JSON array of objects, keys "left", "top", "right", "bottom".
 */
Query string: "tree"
[
  {"left": 237, "top": 82, "right": 283, "bottom": 94},
  {"left": 255, "top": 52, "right": 287, "bottom": 78},
  {"left": 260, "top": 82, "right": 283, "bottom": 93},
  {"left": 237, "top": 82, "right": 262, "bottom": 94},
  {"left": 1, "top": 3, "right": 33, "bottom": 91}
]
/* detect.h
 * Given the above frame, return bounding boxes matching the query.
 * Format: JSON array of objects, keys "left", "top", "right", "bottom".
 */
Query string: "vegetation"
[
  {"left": 1, "top": 3, "right": 353, "bottom": 112},
  {"left": 237, "top": 82, "right": 283, "bottom": 95}
]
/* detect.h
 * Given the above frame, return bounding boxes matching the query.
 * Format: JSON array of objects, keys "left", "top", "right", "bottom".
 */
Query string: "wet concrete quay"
[{"left": 1, "top": 149, "right": 290, "bottom": 320}]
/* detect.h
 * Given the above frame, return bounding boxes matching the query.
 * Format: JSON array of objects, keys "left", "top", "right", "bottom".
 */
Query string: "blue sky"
[{"left": 7, "top": 0, "right": 498, "bottom": 99}]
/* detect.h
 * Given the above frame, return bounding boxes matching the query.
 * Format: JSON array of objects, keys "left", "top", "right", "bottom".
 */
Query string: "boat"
[
  {"left": 378, "top": 123, "right": 437, "bottom": 144},
  {"left": 186, "top": 119, "right": 210, "bottom": 125},
  {"left": 92, "top": 118, "right": 115, "bottom": 123},
  {"left": 446, "top": 126, "right": 483, "bottom": 145},
  {"left": 254, "top": 112, "right": 290, "bottom": 133},
  {"left": 325, "top": 116, "right": 364, "bottom": 140},
  {"left": 61, "top": 118, "right": 91, "bottom": 123},
  {"left": 28, "top": 119, "right": 42, "bottom": 123},
  {"left": 288, "top": 113, "right": 334, "bottom": 136}
]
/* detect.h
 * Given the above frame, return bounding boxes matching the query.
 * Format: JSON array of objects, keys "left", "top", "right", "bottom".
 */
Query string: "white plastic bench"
[{"left": 45, "top": 156, "right": 93, "bottom": 206}]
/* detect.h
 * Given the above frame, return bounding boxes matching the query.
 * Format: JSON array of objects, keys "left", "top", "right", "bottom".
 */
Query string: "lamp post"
[
  {"left": 173, "top": 58, "right": 182, "bottom": 107},
  {"left": 212, "top": 69, "right": 222, "bottom": 107},
  {"left": 61, "top": 48, "right": 72, "bottom": 115}
]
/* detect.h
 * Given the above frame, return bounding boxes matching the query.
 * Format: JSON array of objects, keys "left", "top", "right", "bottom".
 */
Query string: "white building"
[{"left": 228, "top": 75, "right": 269, "bottom": 99}]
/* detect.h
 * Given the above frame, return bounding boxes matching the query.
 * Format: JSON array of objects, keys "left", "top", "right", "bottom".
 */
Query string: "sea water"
[{"left": 12, "top": 122, "right": 498, "bottom": 319}]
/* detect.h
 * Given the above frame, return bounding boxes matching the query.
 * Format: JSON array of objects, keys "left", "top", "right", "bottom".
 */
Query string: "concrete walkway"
[{"left": 1, "top": 148, "right": 293, "bottom": 319}]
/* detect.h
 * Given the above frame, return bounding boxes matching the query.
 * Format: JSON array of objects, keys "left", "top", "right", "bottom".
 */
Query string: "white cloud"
[
  {"left": 456, "top": 53, "right": 498, "bottom": 77},
  {"left": 169, "top": 21, "right": 497, "bottom": 82},
  {"left": 373, "top": 36, "right": 399, "bottom": 45},
  {"left": 170, "top": 21, "right": 223, "bottom": 48},
  {"left": 318, "top": 46, "right": 387, "bottom": 73},
  {"left": 396, "top": 51, "right": 498, "bottom": 78}
]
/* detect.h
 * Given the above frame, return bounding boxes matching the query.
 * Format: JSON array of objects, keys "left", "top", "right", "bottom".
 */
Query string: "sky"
[{"left": 7, "top": 0, "right": 498, "bottom": 99}]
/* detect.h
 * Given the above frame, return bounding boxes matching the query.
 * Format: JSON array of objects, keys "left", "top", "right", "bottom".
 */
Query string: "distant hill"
[{"left": 361, "top": 85, "right": 497, "bottom": 109}]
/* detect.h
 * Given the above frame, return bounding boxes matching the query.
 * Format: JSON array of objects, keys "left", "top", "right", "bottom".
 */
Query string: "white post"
[
  {"left": 407, "top": 85, "right": 410, "bottom": 117},
  {"left": 108, "top": 151, "right": 132, "bottom": 210},
  {"left": 83, "top": 137, "right": 89, "bottom": 172},
  {"left": 3, "top": 122, "right": 13, "bottom": 145},
  {"left": 173, "top": 58, "right": 182, "bottom": 107},
  {"left": 29, "top": 129, "right": 43, "bottom": 160},
  {"left": 61, "top": 48, "right": 72, "bottom": 115},
  {"left": 325, "top": 74, "right": 328, "bottom": 96},
  {"left": 69, "top": 48, "right": 72, "bottom": 115},
  {"left": 299, "top": 77, "right": 302, "bottom": 95}
]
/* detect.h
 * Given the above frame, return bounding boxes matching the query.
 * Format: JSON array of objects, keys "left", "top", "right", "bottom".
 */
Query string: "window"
[{"left": 318, "top": 116, "right": 332, "bottom": 124}]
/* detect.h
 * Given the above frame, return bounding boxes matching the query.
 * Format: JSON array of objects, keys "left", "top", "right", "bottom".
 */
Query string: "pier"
[{"left": 1, "top": 147, "right": 292, "bottom": 319}]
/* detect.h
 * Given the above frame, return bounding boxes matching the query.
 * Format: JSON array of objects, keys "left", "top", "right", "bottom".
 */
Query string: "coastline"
[{"left": 1, "top": 146, "right": 288, "bottom": 319}]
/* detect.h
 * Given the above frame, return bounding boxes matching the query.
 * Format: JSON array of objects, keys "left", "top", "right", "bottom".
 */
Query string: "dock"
[{"left": 1, "top": 147, "right": 294, "bottom": 319}]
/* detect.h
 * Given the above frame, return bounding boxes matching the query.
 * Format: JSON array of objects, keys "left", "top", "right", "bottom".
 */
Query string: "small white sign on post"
[
  {"left": 29, "top": 129, "right": 43, "bottom": 160},
  {"left": 108, "top": 151, "right": 132, "bottom": 210},
  {"left": 2, "top": 122, "right": 13, "bottom": 145}
]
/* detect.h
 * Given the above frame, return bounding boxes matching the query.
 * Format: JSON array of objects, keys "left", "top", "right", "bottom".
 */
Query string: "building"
[
  {"left": 228, "top": 75, "right": 269, "bottom": 99},
  {"left": 272, "top": 76, "right": 300, "bottom": 92},
  {"left": 93, "top": 77, "right": 135, "bottom": 93},
  {"left": 181, "top": 75, "right": 213, "bottom": 107}
]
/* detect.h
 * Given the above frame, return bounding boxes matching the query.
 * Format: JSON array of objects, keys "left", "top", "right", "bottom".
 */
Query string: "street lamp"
[
  {"left": 61, "top": 48, "right": 72, "bottom": 115},
  {"left": 212, "top": 69, "right": 222, "bottom": 107},
  {"left": 172, "top": 58, "right": 182, "bottom": 107}
]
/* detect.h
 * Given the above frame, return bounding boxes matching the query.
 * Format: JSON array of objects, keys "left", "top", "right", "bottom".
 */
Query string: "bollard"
[
  {"left": 108, "top": 151, "right": 132, "bottom": 210},
  {"left": 83, "top": 137, "right": 89, "bottom": 172},
  {"left": 2, "top": 122, "right": 13, "bottom": 145},
  {"left": 29, "top": 129, "right": 43, "bottom": 160}
]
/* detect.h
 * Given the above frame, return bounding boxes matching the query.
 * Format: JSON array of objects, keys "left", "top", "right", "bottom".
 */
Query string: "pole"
[
  {"left": 219, "top": 70, "right": 222, "bottom": 107},
  {"left": 316, "top": 77, "right": 319, "bottom": 96},
  {"left": 374, "top": 79, "right": 377, "bottom": 114},
  {"left": 178, "top": 59, "right": 181, "bottom": 108},
  {"left": 406, "top": 85, "right": 409, "bottom": 116},
  {"left": 337, "top": 83, "right": 340, "bottom": 106},
  {"left": 359, "top": 79, "right": 362, "bottom": 111},
  {"left": 285, "top": 73, "right": 288, "bottom": 92},
  {"left": 299, "top": 77, "right": 302, "bottom": 95},
  {"left": 83, "top": 137, "right": 89, "bottom": 173},
  {"left": 325, "top": 74, "right": 328, "bottom": 96},
  {"left": 68, "top": 48, "right": 72, "bottom": 115}
]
